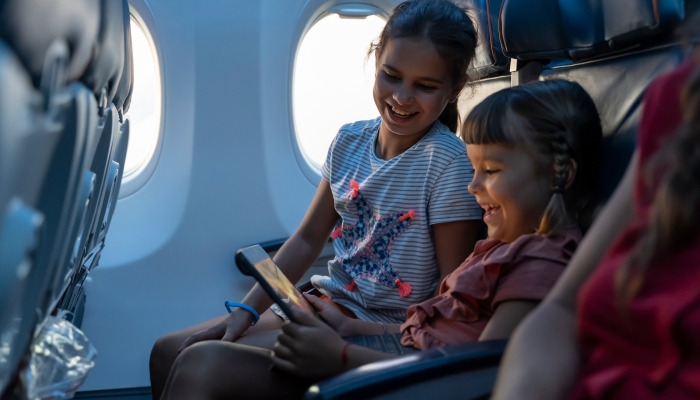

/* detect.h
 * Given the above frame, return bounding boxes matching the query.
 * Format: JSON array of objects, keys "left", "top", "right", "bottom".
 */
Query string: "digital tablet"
[{"left": 235, "top": 244, "right": 317, "bottom": 323}]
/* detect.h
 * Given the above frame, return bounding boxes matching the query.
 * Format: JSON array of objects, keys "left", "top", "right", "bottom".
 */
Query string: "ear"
[{"left": 565, "top": 158, "right": 578, "bottom": 189}]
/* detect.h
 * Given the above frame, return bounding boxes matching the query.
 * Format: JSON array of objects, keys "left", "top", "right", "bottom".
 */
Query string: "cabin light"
[{"left": 329, "top": 3, "right": 383, "bottom": 19}]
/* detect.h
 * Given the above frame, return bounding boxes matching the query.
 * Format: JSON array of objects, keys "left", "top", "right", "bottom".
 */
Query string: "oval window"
[
  {"left": 123, "top": 14, "right": 162, "bottom": 177},
  {"left": 293, "top": 13, "right": 386, "bottom": 169}
]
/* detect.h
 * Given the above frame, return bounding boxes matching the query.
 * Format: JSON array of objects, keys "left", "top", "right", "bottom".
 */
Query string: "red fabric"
[
  {"left": 400, "top": 227, "right": 581, "bottom": 349},
  {"left": 571, "top": 61, "right": 700, "bottom": 400}
]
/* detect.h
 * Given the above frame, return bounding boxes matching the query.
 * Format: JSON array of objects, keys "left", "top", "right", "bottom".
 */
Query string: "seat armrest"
[
  {"left": 304, "top": 339, "right": 507, "bottom": 400},
  {"left": 233, "top": 238, "right": 287, "bottom": 273}
]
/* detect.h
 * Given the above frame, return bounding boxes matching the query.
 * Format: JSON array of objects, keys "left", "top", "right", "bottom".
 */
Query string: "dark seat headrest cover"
[
  {"left": 465, "top": 0, "right": 509, "bottom": 79},
  {"left": 500, "top": 0, "right": 686, "bottom": 61}
]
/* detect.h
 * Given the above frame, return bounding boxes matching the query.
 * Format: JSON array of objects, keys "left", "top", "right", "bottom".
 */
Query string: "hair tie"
[
  {"left": 552, "top": 175, "right": 568, "bottom": 193},
  {"left": 340, "top": 342, "right": 351, "bottom": 371}
]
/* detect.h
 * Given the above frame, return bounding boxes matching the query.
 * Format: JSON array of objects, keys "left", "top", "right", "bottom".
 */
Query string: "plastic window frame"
[
  {"left": 119, "top": 0, "right": 165, "bottom": 198},
  {"left": 288, "top": 1, "right": 392, "bottom": 186}
]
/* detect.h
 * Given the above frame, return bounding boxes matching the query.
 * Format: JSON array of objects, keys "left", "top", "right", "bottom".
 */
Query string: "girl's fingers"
[
  {"left": 177, "top": 329, "right": 215, "bottom": 353},
  {"left": 289, "top": 304, "right": 320, "bottom": 327},
  {"left": 273, "top": 342, "right": 295, "bottom": 361},
  {"left": 221, "top": 325, "right": 243, "bottom": 342},
  {"left": 281, "top": 321, "right": 302, "bottom": 338},
  {"left": 270, "top": 355, "right": 298, "bottom": 374},
  {"left": 304, "top": 293, "right": 330, "bottom": 311},
  {"left": 276, "top": 332, "right": 300, "bottom": 353}
]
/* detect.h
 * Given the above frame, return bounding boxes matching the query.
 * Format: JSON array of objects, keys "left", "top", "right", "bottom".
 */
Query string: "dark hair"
[
  {"left": 462, "top": 79, "right": 603, "bottom": 235},
  {"left": 615, "top": 66, "right": 700, "bottom": 308},
  {"left": 368, "top": 0, "right": 477, "bottom": 132}
]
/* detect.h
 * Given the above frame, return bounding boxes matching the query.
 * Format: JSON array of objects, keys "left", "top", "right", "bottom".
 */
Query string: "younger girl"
[
  {"left": 150, "top": 1, "right": 482, "bottom": 398},
  {"left": 159, "top": 79, "right": 603, "bottom": 400}
]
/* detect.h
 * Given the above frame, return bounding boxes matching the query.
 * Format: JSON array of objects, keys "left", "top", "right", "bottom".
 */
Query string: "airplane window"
[
  {"left": 293, "top": 13, "right": 386, "bottom": 170},
  {"left": 123, "top": 14, "right": 162, "bottom": 177}
]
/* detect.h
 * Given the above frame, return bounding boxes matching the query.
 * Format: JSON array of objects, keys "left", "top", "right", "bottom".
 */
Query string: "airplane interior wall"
[{"left": 78, "top": 0, "right": 356, "bottom": 390}]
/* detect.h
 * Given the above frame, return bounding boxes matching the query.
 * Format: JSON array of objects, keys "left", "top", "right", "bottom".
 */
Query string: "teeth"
[{"left": 391, "top": 106, "right": 414, "bottom": 116}]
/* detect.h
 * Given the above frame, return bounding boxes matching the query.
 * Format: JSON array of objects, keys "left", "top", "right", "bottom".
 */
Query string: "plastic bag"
[{"left": 21, "top": 314, "right": 97, "bottom": 400}]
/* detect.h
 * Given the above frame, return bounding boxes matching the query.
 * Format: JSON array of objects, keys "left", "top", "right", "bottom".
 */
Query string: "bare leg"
[
  {"left": 150, "top": 310, "right": 284, "bottom": 400},
  {"left": 161, "top": 332, "right": 313, "bottom": 400}
]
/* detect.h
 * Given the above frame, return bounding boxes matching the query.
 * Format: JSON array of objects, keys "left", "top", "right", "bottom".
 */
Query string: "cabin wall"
[{"left": 80, "top": 0, "right": 312, "bottom": 390}]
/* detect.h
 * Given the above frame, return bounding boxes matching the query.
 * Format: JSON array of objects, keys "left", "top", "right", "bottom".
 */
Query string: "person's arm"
[
  {"left": 432, "top": 220, "right": 480, "bottom": 295},
  {"left": 479, "top": 300, "right": 539, "bottom": 341},
  {"left": 178, "top": 179, "right": 339, "bottom": 350},
  {"left": 492, "top": 151, "right": 638, "bottom": 400}
]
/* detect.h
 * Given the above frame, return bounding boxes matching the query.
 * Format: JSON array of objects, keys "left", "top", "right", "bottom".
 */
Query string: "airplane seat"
[
  {"left": 0, "top": 40, "right": 47, "bottom": 397},
  {"left": 81, "top": 0, "right": 126, "bottom": 104},
  {"left": 0, "top": 0, "right": 100, "bottom": 85},
  {"left": 28, "top": 82, "right": 99, "bottom": 348},
  {"left": 303, "top": 1, "right": 696, "bottom": 399},
  {"left": 457, "top": 0, "right": 512, "bottom": 131},
  {"left": 101, "top": 0, "right": 133, "bottom": 245},
  {"left": 0, "top": 1, "right": 101, "bottom": 396},
  {"left": 58, "top": 0, "right": 131, "bottom": 319},
  {"left": 77, "top": 0, "right": 126, "bottom": 263},
  {"left": 499, "top": 0, "right": 687, "bottom": 61},
  {"left": 464, "top": 0, "right": 510, "bottom": 80}
]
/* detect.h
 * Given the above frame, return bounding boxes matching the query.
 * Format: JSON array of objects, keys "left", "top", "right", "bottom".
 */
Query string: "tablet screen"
[{"left": 244, "top": 246, "right": 316, "bottom": 316}]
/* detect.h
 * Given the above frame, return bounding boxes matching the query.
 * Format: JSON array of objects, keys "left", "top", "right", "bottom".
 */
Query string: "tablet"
[{"left": 235, "top": 244, "right": 317, "bottom": 322}]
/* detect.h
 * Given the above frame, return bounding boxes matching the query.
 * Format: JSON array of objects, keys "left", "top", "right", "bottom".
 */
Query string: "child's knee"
[
  {"left": 150, "top": 333, "right": 182, "bottom": 370},
  {"left": 170, "top": 342, "right": 229, "bottom": 386}
]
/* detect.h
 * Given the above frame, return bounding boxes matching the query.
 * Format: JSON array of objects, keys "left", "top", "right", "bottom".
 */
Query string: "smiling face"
[
  {"left": 467, "top": 143, "right": 553, "bottom": 243},
  {"left": 373, "top": 37, "right": 459, "bottom": 139}
]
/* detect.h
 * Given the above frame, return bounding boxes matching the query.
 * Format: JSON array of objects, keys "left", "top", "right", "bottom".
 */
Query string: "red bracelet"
[{"left": 340, "top": 341, "right": 351, "bottom": 372}]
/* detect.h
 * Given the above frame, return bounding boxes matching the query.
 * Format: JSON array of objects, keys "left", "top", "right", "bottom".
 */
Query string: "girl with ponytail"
[{"left": 152, "top": 2, "right": 483, "bottom": 398}]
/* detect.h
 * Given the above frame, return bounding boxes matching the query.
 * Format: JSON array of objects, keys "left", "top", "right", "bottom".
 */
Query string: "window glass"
[
  {"left": 293, "top": 14, "right": 386, "bottom": 169},
  {"left": 123, "top": 15, "right": 162, "bottom": 177}
]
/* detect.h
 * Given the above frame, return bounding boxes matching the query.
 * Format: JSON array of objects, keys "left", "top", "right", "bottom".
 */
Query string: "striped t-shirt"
[{"left": 311, "top": 117, "right": 481, "bottom": 323}]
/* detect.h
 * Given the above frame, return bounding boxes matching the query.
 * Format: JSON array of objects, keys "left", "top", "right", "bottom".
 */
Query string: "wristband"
[
  {"left": 378, "top": 321, "right": 388, "bottom": 335},
  {"left": 341, "top": 341, "right": 351, "bottom": 372},
  {"left": 225, "top": 301, "right": 259, "bottom": 326}
]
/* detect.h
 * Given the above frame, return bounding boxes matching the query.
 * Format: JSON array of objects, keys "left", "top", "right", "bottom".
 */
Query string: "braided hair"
[
  {"left": 462, "top": 79, "right": 603, "bottom": 235},
  {"left": 368, "top": 0, "right": 478, "bottom": 132}
]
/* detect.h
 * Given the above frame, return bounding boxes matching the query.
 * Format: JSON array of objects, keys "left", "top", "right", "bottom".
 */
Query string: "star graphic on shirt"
[{"left": 331, "top": 180, "right": 414, "bottom": 297}]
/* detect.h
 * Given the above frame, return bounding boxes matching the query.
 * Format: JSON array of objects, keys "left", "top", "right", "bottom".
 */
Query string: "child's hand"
[
  {"left": 271, "top": 305, "right": 348, "bottom": 379},
  {"left": 303, "top": 293, "right": 353, "bottom": 336}
]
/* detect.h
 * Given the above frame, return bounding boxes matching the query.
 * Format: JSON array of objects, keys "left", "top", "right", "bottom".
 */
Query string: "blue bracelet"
[{"left": 225, "top": 301, "right": 259, "bottom": 326}]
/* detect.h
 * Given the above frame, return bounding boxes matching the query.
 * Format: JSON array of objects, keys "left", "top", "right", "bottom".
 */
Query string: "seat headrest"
[
  {"left": 465, "top": 0, "right": 509, "bottom": 79},
  {"left": 80, "top": 0, "right": 126, "bottom": 104},
  {"left": 500, "top": 0, "right": 687, "bottom": 61},
  {"left": 0, "top": 0, "right": 100, "bottom": 83},
  {"left": 112, "top": 0, "right": 133, "bottom": 114},
  {"left": 603, "top": 0, "right": 686, "bottom": 49}
]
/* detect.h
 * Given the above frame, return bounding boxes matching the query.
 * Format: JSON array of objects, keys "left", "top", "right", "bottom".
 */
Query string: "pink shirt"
[{"left": 401, "top": 227, "right": 581, "bottom": 349}]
